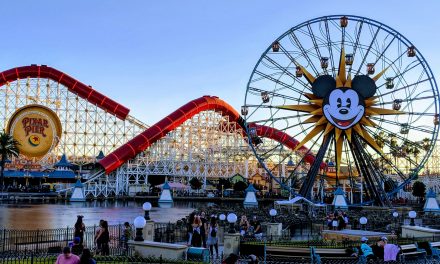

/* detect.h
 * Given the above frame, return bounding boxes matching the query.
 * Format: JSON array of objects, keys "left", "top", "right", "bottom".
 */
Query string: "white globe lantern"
[
  {"left": 134, "top": 216, "right": 147, "bottom": 228},
  {"left": 392, "top": 212, "right": 399, "bottom": 218},
  {"left": 227, "top": 213, "right": 237, "bottom": 234},
  {"left": 227, "top": 213, "right": 237, "bottom": 223},
  {"left": 219, "top": 214, "right": 226, "bottom": 221},
  {"left": 143, "top": 202, "right": 152, "bottom": 220},
  {"left": 408, "top": 211, "right": 417, "bottom": 219},
  {"left": 133, "top": 215, "right": 147, "bottom": 241},
  {"left": 269, "top": 209, "right": 277, "bottom": 223},
  {"left": 143, "top": 202, "right": 152, "bottom": 211},
  {"left": 359, "top": 216, "right": 368, "bottom": 230}
]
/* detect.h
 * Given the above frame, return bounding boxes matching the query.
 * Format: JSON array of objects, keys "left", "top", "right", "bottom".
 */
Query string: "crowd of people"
[
  {"left": 187, "top": 212, "right": 219, "bottom": 259},
  {"left": 55, "top": 215, "right": 134, "bottom": 264},
  {"left": 353, "top": 236, "right": 401, "bottom": 262},
  {"left": 325, "top": 211, "right": 349, "bottom": 230}
]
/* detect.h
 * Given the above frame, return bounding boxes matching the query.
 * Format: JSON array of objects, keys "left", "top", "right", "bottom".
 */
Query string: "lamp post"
[
  {"left": 269, "top": 209, "right": 277, "bottom": 223},
  {"left": 359, "top": 217, "right": 368, "bottom": 230},
  {"left": 409, "top": 211, "right": 417, "bottom": 226},
  {"left": 219, "top": 213, "right": 226, "bottom": 225},
  {"left": 134, "top": 216, "right": 147, "bottom": 241},
  {"left": 227, "top": 213, "right": 237, "bottom": 234},
  {"left": 143, "top": 202, "right": 152, "bottom": 220}
]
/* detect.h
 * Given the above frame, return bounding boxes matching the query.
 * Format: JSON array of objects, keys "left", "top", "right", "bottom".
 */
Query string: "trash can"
[{"left": 187, "top": 247, "right": 210, "bottom": 262}]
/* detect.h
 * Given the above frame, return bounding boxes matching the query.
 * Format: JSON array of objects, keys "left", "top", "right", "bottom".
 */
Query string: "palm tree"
[{"left": 0, "top": 131, "right": 20, "bottom": 190}]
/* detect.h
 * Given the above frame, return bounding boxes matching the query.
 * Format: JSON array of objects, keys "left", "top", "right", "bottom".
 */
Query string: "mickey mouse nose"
[{"left": 339, "top": 109, "right": 348, "bottom": 114}]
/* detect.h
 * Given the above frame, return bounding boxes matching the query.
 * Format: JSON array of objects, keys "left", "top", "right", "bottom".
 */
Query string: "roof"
[
  {"left": 54, "top": 154, "right": 73, "bottom": 168},
  {"left": 96, "top": 151, "right": 105, "bottom": 160},
  {"left": 49, "top": 170, "right": 76, "bottom": 179},
  {"left": 334, "top": 187, "right": 345, "bottom": 195},
  {"left": 245, "top": 184, "right": 257, "bottom": 193},
  {"left": 162, "top": 181, "right": 171, "bottom": 190},
  {"left": 74, "top": 179, "right": 83, "bottom": 188},
  {"left": 426, "top": 189, "right": 437, "bottom": 198}
]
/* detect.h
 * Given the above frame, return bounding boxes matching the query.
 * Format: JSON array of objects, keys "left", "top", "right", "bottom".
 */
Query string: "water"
[{"left": 0, "top": 200, "right": 203, "bottom": 230}]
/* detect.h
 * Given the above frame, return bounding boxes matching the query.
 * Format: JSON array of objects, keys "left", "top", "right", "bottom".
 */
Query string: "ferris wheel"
[{"left": 243, "top": 15, "right": 440, "bottom": 206}]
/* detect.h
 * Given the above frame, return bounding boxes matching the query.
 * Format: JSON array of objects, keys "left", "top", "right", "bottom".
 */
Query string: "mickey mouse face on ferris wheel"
[{"left": 312, "top": 75, "right": 377, "bottom": 130}]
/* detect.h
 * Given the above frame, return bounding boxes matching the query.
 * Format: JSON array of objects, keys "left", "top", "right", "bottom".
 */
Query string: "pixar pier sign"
[{"left": 7, "top": 105, "right": 62, "bottom": 158}]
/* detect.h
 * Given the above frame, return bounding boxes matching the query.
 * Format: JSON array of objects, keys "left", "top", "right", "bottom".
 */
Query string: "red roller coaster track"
[
  {"left": 99, "top": 95, "right": 319, "bottom": 173},
  {"left": 0, "top": 65, "right": 320, "bottom": 174},
  {"left": 0, "top": 65, "right": 130, "bottom": 119}
]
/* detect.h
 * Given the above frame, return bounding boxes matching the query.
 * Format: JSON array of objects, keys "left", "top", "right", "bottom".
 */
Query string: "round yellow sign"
[{"left": 6, "top": 105, "right": 62, "bottom": 157}]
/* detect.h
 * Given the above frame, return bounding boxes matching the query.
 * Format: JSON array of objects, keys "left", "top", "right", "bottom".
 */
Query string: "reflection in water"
[{"left": 0, "top": 200, "right": 200, "bottom": 229}]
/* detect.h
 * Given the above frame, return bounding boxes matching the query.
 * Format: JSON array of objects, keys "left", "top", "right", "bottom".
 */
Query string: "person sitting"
[
  {"left": 71, "top": 237, "right": 84, "bottom": 256},
  {"left": 250, "top": 216, "right": 262, "bottom": 239},
  {"left": 239, "top": 215, "right": 250, "bottom": 236},
  {"left": 359, "top": 237, "right": 376, "bottom": 262},
  {"left": 382, "top": 236, "right": 401, "bottom": 261},
  {"left": 56, "top": 246, "right": 80, "bottom": 264}
]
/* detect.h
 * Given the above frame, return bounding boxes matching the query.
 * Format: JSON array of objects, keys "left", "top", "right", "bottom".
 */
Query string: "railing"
[{"left": 0, "top": 222, "right": 190, "bottom": 254}]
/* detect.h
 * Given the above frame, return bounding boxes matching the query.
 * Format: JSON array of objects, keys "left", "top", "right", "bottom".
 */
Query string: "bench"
[
  {"left": 416, "top": 241, "right": 440, "bottom": 259},
  {"left": 400, "top": 244, "right": 426, "bottom": 261}
]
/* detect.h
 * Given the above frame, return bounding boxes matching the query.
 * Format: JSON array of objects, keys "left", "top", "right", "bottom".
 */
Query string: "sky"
[{"left": 0, "top": 0, "right": 439, "bottom": 125}]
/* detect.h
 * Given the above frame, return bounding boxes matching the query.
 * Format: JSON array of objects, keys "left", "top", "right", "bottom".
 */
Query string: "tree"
[
  {"left": 233, "top": 181, "right": 248, "bottom": 192},
  {"left": 217, "top": 178, "right": 231, "bottom": 191},
  {"left": 0, "top": 132, "right": 20, "bottom": 190},
  {"left": 384, "top": 178, "right": 397, "bottom": 193},
  {"left": 189, "top": 177, "right": 202, "bottom": 190},
  {"left": 412, "top": 181, "right": 426, "bottom": 202}
]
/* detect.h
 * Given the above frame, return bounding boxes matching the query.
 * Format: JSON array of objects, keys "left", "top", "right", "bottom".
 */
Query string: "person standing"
[
  {"left": 94, "top": 220, "right": 104, "bottom": 254},
  {"left": 56, "top": 246, "right": 80, "bottom": 264},
  {"left": 74, "top": 216, "right": 85, "bottom": 245},
  {"left": 207, "top": 216, "right": 219, "bottom": 258},
  {"left": 200, "top": 212, "right": 208, "bottom": 248},
  {"left": 121, "top": 222, "right": 132, "bottom": 249},
  {"left": 191, "top": 215, "right": 202, "bottom": 247},
  {"left": 95, "top": 221, "right": 110, "bottom": 255}
]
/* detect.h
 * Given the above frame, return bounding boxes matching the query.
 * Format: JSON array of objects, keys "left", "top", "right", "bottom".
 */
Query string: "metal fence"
[
  {"left": 0, "top": 222, "right": 188, "bottom": 254},
  {"left": 0, "top": 252, "right": 439, "bottom": 264}
]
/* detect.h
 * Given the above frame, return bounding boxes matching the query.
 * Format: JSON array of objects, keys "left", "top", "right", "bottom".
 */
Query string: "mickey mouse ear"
[
  {"left": 312, "top": 75, "right": 336, "bottom": 98},
  {"left": 351, "top": 75, "right": 377, "bottom": 98}
]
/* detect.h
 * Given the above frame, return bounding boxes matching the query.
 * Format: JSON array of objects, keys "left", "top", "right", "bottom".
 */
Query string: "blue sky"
[{"left": 0, "top": 0, "right": 439, "bottom": 124}]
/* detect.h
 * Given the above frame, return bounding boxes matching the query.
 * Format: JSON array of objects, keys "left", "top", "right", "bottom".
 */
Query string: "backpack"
[{"left": 210, "top": 227, "right": 217, "bottom": 237}]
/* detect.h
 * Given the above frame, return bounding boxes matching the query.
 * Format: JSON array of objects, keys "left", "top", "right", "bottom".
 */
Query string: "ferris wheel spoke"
[
  {"left": 250, "top": 113, "right": 312, "bottom": 125},
  {"left": 355, "top": 26, "right": 381, "bottom": 76},
  {"left": 376, "top": 94, "right": 435, "bottom": 107},
  {"left": 377, "top": 77, "right": 430, "bottom": 97},
  {"left": 376, "top": 60, "right": 423, "bottom": 91},
  {"left": 323, "top": 18, "right": 336, "bottom": 77},
  {"left": 262, "top": 55, "right": 311, "bottom": 90},
  {"left": 370, "top": 116, "right": 433, "bottom": 134},
  {"left": 288, "top": 31, "right": 320, "bottom": 75},
  {"left": 251, "top": 73, "right": 310, "bottom": 102},
  {"left": 306, "top": 24, "right": 324, "bottom": 60},
  {"left": 347, "top": 20, "right": 364, "bottom": 76},
  {"left": 248, "top": 86, "right": 308, "bottom": 104}
]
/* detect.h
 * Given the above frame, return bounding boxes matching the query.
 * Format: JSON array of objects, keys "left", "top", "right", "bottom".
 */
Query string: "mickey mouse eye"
[
  {"left": 347, "top": 98, "right": 351, "bottom": 108},
  {"left": 337, "top": 98, "right": 342, "bottom": 108}
]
